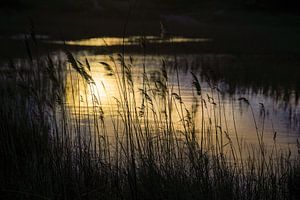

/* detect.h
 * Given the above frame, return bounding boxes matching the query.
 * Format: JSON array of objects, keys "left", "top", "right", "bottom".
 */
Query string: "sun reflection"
[
  {"left": 64, "top": 53, "right": 300, "bottom": 158},
  {"left": 66, "top": 58, "right": 119, "bottom": 108}
]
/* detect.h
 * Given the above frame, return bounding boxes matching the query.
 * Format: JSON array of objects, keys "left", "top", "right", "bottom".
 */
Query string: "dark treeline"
[
  {"left": 159, "top": 0, "right": 300, "bottom": 12},
  {"left": 1, "top": 0, "right": 299, "bottom": 13},
  {"left": 240, "top": 0, "right": 300, "bottom": 11}
]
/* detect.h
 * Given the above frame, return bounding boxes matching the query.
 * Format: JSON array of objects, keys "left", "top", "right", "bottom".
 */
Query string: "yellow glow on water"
[
  {"left": 65, "top": 37, "right": 127, "bottom": 47},
  {"left": 57, "top": 36, "right": 213, "bottom": 47},
  {"left": 66, "top": 58, "right": 120, "bottom": 108},
  {"left": 64, "top": 53, "right": 299, "bottom": 158}
]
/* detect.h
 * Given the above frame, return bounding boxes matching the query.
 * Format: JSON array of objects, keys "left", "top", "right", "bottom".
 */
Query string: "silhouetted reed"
[{"left": 0, "top": 36, "right": 299, "bottom": 200}]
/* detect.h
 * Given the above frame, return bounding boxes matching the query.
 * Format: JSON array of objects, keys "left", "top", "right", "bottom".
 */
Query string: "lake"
[
  {"left": 50, "top": 36, "right": 300, "bottom": 159},
  {"left": 2, "top": 4, "right": 300, "bottom": 198},
  {"left": 2, "top": 35, "right": 300, "bottom": 159}
]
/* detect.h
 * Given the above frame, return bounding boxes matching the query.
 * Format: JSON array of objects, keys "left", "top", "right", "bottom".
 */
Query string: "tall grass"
[{"left": 0, "top": 36, "right": 299, "bottom": 200}]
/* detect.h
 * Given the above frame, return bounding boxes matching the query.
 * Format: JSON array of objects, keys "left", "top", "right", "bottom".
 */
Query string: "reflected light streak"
[{"left": 53, "top": 36, "right": 213, "bottom": 47}]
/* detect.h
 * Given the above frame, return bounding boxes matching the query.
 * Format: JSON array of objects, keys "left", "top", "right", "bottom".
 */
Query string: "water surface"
[
  {"left": 2, "top": 35, "right": 300, "bottom": 158},
  {"left": 63, "top": 48, "right": 300, "bottom": 157}
]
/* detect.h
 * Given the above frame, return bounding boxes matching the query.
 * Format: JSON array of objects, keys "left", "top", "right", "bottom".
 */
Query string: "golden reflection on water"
[
  {"left": 55, "top": 36, "right": 213, "bottom": 47},
  {"left": 65, "top": 53, "right": 299, "bottom": 158}
]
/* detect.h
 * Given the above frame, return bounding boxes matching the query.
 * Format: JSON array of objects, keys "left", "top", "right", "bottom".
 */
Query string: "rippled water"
[{"left": 63, "top": 50, "right": 300, "bottom": 156}]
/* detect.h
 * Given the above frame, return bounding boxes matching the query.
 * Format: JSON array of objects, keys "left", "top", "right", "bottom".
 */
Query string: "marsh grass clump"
[{"left": 0, "top": 36, "right": 299, "bottom": 200}]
